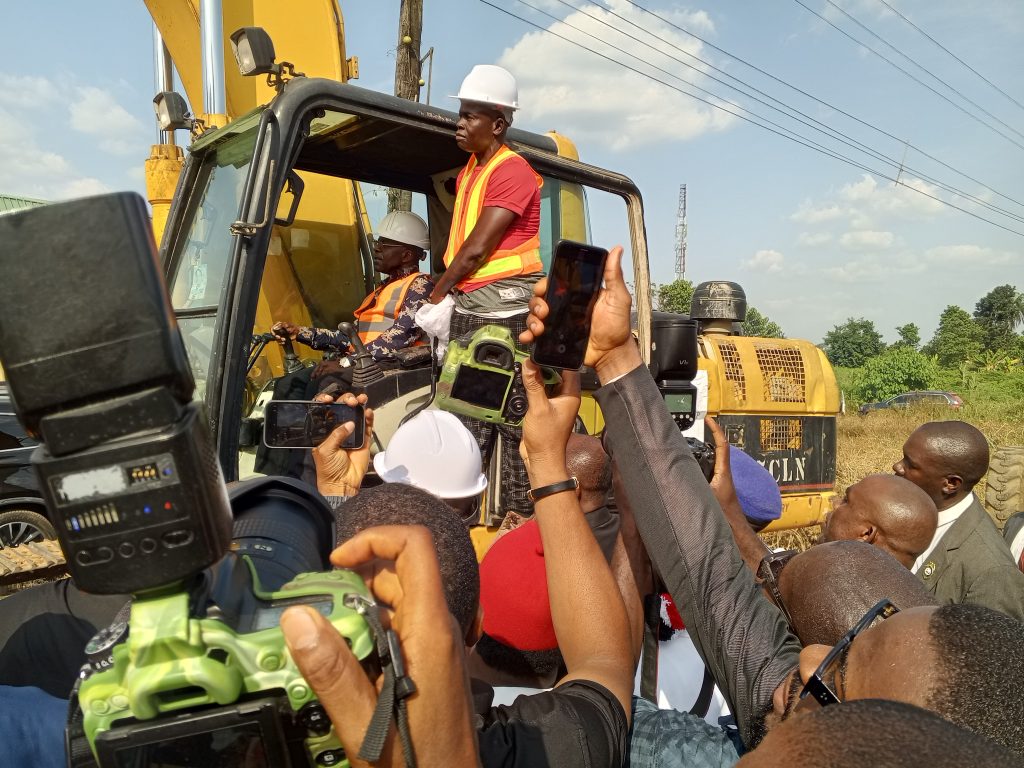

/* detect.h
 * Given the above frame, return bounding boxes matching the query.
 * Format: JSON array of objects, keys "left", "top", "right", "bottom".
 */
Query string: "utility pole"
[
  {"left": 674, "top": 184, "right": 687, "bottom": 281},
  {"left": 389, "top": 0, "right": 423, "bottom": 213}
]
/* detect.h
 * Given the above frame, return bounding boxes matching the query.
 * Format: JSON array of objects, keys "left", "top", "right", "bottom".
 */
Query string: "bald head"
[
  {"left": 566, "top": 434, "right": 611, "bottom": 513},
  {"left": 895, "top": 421, "right": 990, "bottom": 509},
  {"left": 821, "top": 474, "right": 938, "bottom": 568},
  {"left": 779, "top": 540, "right": 937, "bottom": 646}
]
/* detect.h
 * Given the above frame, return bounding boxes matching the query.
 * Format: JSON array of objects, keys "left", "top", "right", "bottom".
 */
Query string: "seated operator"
[{"left": 272, "top": 211, "right": 434, "bottom": 363}]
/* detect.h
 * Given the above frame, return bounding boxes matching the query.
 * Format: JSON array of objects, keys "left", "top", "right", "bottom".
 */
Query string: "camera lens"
[
  {"left": 556, "top": 344, "right": 566, "bottom": 354},
  {"left": 506, "top": 395, "right": 528, "bottom": 419}
]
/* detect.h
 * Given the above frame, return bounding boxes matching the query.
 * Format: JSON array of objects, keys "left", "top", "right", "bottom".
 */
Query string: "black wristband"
[{"left": 527, "top": 477, "right": 579, "bottom": 503}]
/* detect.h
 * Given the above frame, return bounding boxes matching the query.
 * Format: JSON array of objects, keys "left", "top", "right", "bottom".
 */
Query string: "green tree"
[
  {"left": 656, "top": 278, "right": 695, "bottom": 314},
  {"left": 821, "top": 317, "right": 885, "bottom": 367},
  {"left": 923, "top": 305, "right": 985, "bottom": 367},
  {"left": 974, "top": 284, "right": 1024, "bottom": 352},
  {"left": 854, "top": 346, "right": 939, "bottom": 401},
  {"left": 894, "top": 322, "right": 921, "bottom": 350},
  {"left": 743, "top": 306, "right": 785, "bottom": 338}
]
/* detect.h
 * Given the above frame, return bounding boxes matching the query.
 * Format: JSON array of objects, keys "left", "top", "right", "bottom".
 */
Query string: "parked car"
[
  {"left": 858, "top": 390, "right": 963, "bottom": 416},
  {"left": 0, "top": 383, "right": 56, "bottom": 547}
]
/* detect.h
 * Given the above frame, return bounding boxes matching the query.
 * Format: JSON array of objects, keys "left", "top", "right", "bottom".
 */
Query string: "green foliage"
[
  {"left": 656, "top": 278, "right": 695, "bottom": 314},
  {"left": 894, "top": 322, "right": 920, "bottom": 350},
  {"left": 822, "top": 317, "right": 885, "bottom": 367},
  {"left": 923, "top": 305, "right": 985, "bottom": 367},
  {"left": 853, "top": 346, "right": 939, "bottom": 402},
  {"left": 742, "top": 306, "right": 785, "bottom": 338},
  {"left": 974, "top": 284, "right": 1024, "bottom": 353}
]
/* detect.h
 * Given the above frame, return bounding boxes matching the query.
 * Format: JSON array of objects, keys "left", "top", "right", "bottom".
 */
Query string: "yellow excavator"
[{"left": 143, "top": 2, "right": 841, "bottom": 533}]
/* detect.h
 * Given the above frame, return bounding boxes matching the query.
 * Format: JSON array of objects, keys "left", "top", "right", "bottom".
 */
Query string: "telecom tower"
[{"left": 674, "top": 184, "right": 687, "bottom": 280}]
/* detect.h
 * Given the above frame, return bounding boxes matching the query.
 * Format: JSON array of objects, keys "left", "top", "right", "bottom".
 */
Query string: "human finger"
[
  {"left": 280, "top": 606, "right": 381, "bottom": 768},
  {"left": 520, "top": 359, "right": 549, "bottom": 413}
]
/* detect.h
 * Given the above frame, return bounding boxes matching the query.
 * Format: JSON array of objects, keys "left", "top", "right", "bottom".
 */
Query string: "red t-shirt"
[{"left": 457, "top": 152, "right": 541, "bottom": 252}]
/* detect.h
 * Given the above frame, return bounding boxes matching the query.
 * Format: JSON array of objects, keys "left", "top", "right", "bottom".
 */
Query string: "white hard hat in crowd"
[
  {"left": 374, "top": 410, "right": 488, "bottom": 500},
  {"left": 453, "top": 65, "right": 519, "bottom": 112},
  {"left": 377, "top": 210, "right": 430, "bottom": 252}
]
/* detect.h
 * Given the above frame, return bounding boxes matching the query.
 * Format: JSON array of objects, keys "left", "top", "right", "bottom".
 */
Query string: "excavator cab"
[{"left": 159, "top": 77, "right": 653, "bottom": 511}]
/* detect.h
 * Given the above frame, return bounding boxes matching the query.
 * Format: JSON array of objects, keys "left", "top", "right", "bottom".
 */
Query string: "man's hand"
[
  {"left": 706, "top": 416, "right": 740, "bottom": 513},
  {"left": 519, "top": 361, "right": 580, "bottom": 485},
  {"left": 271, "top": 320, "right": 301, "bottom": 341},
  {"left": 312, "top": 392, "right": 373, "bottom": 497},
  {"left": 281, "top": 525, "right": 479, "bottom": 767},
  {"left": 519, "top": 246, "right": 641, "bottom": 383}
]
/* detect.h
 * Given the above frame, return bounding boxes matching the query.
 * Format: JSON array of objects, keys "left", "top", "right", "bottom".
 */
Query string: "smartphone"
[
  {"left": 263, "top": 401, "right": 366, "bottom": 450},
  {"left": 531, "top": 240, "right": 609, "bottom": 370}
]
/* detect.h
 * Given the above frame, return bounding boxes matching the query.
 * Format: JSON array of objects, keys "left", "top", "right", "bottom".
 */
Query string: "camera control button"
[
  {"left": 140, "top": 538, "right": 157, "bottom": 554},
  {"left": 315, "top": 748, "right": 346, "bottom": 766},
  {"left": 75, "top": 550, "right": 94, "bottom": 566},
  {"left": 118, "top": 542, "right": 135, "bottom": 558},
  {"left": 94, "top": 547, "right": 114, "bottom": 564},
  {"left": 161, "top": 530, "right": 194, "bottom": 548},
  {"left": 299, "top": 702, "right": 332, "bottom": 737}
]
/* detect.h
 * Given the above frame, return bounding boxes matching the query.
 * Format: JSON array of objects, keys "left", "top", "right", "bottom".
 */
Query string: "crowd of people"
[{"left": 0, "top": 64, "right": 1022, "bottom": 767}]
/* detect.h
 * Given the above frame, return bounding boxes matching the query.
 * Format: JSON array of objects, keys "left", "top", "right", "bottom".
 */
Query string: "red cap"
[{"left": 479, "top": 519, "right": 558, "bottom": 651}]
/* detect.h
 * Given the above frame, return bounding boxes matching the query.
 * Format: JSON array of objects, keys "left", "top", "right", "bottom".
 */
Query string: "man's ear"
[
  {"left": 466, "top": 604, "right": 484, "bottom": 647},
  {"left": 942, "top": 474, "right": 964, "bottom": 497},
  {"left": 861, "top": 523, "right": 878, "bottom": 544}
]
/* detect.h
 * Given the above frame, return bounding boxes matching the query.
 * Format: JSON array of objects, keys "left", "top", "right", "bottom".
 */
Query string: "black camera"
[
  {"left": 649, "top": 312, "right": 700, "bottom": 432},
  {"left": 0, "top": 194, "right": 393, "bottom": 768}
]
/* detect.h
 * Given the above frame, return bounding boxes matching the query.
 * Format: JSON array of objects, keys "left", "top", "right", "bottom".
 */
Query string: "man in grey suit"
[{"left": 894, "top": 421, "right": 1024, "bottom": 620}]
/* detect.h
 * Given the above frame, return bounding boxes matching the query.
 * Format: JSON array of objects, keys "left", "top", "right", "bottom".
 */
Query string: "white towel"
[{"left": 415, "top": 296, "right": 455, "bottom": 361}]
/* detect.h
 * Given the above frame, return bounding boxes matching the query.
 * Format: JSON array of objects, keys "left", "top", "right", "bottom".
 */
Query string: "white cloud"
[
  {"left": 55, "top": 177, "right": 111, "bottom": 199},
  {"left": 839, "top": 230, "right": 895, "bottom": 250},
  {"left": 924, "top": 244, "right": 1022, "bottom": 266},
  {"left": 743, "top": 248, "right": 785, "bottom": 272},
  {"left": 797, "top": 231, "right": 832, "bottom": 247},
  {"left": 839, "top": 174, "right": 945, "bottom": 219},
  {"left": 499, "top": 1, "right": 735, "bottom": 150},
  {"left": 0, "top": 74, "right": 62, "bottom": 109},
  {"left": 791, "top": 201, "right": 844, "bottom": 224},
  {"left": 69, "top": 87, "right": 147, "bottom": 156}
]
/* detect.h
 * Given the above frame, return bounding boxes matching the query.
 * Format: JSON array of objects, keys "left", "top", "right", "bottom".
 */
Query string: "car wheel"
[
  {"left": 0, "top": 509, "right": 57, "bottom": 548},
  {"left": 986, "top": 446, "right": 1024, "bottom": 526}
]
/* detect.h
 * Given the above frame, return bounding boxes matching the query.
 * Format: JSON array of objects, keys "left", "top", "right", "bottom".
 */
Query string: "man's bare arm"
[{"left": 429, "top": 206, "right": 516, "bottom": 303}]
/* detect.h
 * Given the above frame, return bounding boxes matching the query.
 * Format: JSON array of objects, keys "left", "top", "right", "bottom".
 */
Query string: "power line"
[
  {"left": 570, "top": 0, "right": 1024, "bottom": 225},
  {"left": 474, "top": 0, "right": 1024, "bottom": 238},
  {"left": 874, "top": 0, "right": 1024, "bottom": 113},
  {"left": 790, "top": 0, "right": 1024, "bottom": 152},
  {"left": 820, "top": 0, "right": 1024, "bottom": 143},
  {"left": 618, "top": 0, "right": 1024, "bottom": 212}
]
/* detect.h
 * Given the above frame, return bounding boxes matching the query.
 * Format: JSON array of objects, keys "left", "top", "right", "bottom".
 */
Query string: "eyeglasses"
[
  {"left": 799, "top": 598, "right": 900, "bottom": 707},
  {"left": 373, "top": 237, "right": 404, "bottom": 249},
  {"left": 757, "top": 549, "right": 798, "bottom": 628}
]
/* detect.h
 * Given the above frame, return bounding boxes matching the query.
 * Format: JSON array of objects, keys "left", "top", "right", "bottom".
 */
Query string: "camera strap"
[{"left": 358, "top": 608, "right": 417, "bottom": 768}]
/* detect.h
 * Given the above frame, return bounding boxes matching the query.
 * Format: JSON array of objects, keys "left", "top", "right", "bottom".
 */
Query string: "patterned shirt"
[{"left": 295, "top": 269, "right": 434, "bottom": 361}]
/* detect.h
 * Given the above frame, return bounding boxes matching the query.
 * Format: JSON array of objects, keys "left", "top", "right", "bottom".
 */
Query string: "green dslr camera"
[
  {"left": 435, "top": 325, "right": 559, "bottom": 426},
  {"left": 72, "top": 568, "right": 377, "bottom": 768}
]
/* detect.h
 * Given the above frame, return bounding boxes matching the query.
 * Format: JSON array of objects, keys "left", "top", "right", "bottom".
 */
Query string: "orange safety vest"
[
  {"left": 354, "top": 272, "right": 427, "bottom": 346},
  {"left": 443, "top": 145, "right": 543, "bottom": 292}
]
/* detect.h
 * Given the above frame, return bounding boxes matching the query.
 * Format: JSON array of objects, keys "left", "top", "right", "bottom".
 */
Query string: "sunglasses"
[
  {"left": 757, "top": 549, "right": 799, "bottom": 628},
  {"left": 799, "top": 598, "right": 900, "bottom": 707}
]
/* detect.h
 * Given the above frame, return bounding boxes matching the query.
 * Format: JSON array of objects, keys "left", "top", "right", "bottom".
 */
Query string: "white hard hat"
[
  {"left": 377, "top": 211, "right": 430, "bottom": 252},
  {"left": 453, "top": 65, "right": 519, "bottom": 112},
  {"left": 374, "top": 410, "right": 487, "bottom": 500}
]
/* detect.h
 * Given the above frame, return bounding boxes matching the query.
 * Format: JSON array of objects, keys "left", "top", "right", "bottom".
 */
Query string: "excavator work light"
[
  {"left": 153, "top": 91, "right": 192, "bottom": 131},
  {"left": 231, "top": 27, "right": 277, "bottom": 76}
]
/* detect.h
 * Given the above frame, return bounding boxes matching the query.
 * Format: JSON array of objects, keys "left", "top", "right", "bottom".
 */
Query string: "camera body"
[
  {"left": 436, "top": 325, "right": 559, "bottom": 426},
  {"left": 74, "top": 569, "right": 375, "bottom": 768}
]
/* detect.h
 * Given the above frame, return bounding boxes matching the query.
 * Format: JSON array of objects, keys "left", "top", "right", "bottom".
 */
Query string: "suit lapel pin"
[{"left": 922, "top": 561, "right": 936, "bottom": 578}]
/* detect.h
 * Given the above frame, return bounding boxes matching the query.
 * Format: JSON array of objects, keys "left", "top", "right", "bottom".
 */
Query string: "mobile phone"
[
  {"left": 531, "top": 239, "right": 609, "bottom": 370},
  {"left": 263, "top": 401, "right": 365, "bottom": 450}
]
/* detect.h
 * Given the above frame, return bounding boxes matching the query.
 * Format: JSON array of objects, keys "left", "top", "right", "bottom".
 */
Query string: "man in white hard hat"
[
  {"left": 273, "top": 210, "right": 434, "bottom": 362},
  {"left": 420, "top": 64, "right": 544, "bottom": 520}
]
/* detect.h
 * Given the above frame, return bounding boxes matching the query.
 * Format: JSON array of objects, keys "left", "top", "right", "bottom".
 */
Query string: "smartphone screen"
[
  {"left": 263, "top": 401, "right": 365, "bottom": 450},
  {"left": 531, "top": 240, "right": 609, "bottom": 370}
]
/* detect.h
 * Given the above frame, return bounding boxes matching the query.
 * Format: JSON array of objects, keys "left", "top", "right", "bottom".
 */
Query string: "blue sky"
[{"left": 2, "top": 0, "right": 1022, "bottom": 344}]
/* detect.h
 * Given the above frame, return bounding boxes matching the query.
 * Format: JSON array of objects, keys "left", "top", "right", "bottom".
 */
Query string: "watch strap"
[{"left": 527, "top": 476, "right": 579, "bottom": 503}]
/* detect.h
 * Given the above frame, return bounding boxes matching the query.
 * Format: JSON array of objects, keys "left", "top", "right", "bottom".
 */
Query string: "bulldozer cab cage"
[{"left": 158, "top": 77, "right": 652, "bottom": 487}]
